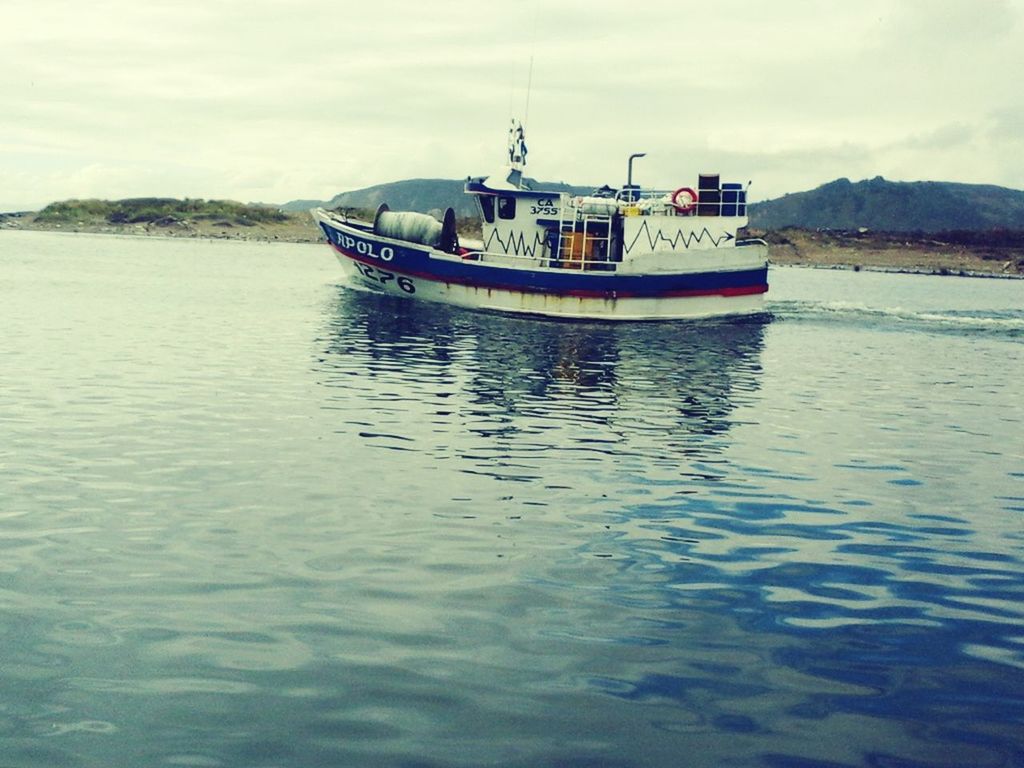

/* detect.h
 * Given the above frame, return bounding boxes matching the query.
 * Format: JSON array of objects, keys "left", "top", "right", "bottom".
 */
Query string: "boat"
[{"left": 312, "top": 122, "right": 768, "bottom": 320}]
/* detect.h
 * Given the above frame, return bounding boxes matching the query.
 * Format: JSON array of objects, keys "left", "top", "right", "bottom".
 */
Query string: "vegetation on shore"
[
  {"left": 35, "top": 197, "right": 289, "bottom": 227},
  {"left": 18, "top": 198, "right": 321, "bottom": 242}
]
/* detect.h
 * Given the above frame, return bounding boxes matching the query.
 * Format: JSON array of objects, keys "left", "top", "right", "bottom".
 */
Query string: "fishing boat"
[{"left": 312, "top": 123, "right": 768, "bottom": 320}]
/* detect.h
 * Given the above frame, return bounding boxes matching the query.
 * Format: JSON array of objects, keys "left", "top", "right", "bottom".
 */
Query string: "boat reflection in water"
[
  {"left": 316, "top": 290, "right": 767, "bottom": 486},
  {"left": 311, "top": 293, "right": 783, "bottom": 766}
]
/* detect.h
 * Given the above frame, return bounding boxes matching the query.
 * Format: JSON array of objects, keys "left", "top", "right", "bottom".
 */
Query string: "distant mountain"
[
  {"left": 325, "top": 179, "right": 475, "bottom": 217},
  {"left": 285, "top": 175, "right": 1024, "bottom": 233},
  {"left": 286, "top": 177, "right": 591, "bottom": 218},
  {"left": 749, "top": 177, "right": 1024, "bottom": 233},
  {"left": 277, "top": 199, "right": 324, "bottom": 214}
]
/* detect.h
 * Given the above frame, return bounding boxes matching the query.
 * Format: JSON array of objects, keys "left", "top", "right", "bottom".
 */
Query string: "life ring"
[{"left": 671, "top": 187, "right": 698, "bottom": 213}]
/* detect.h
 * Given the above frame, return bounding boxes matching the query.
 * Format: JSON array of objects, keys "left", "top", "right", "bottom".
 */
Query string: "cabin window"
[
  {"left": 498, "top": 196, "right": 516, "bottom": 220},
  {"left": 479, "top": 196, "right": 495, "bottom": 223}
]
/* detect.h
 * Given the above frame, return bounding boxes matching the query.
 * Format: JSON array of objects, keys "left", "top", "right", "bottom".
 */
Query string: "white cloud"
[{"left": 2, "top": 0, "right": 1023, "bottom": 211}]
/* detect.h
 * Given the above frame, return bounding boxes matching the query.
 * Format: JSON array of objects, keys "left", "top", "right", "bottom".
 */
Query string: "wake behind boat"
[{"left": 313, "top": 123, "right": 768, "bottom": 320}]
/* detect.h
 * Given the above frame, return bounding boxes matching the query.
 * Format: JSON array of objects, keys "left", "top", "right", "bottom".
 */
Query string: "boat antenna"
[
  {"left": 522, "top": 0, "right": 539, "bottom": 130},
  {"left": 524, "top": 55, "right": 534, "bottom": 129}
]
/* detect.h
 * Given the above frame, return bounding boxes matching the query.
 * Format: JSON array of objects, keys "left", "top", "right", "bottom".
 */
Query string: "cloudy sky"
[{"left": 3, "top": 0, "right": 1023, "bottom": 211}]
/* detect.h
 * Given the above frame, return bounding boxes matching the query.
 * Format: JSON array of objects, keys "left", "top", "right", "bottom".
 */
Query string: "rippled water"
[{"left": 2, "top": 231, "right": 1023, "bottom": 767}]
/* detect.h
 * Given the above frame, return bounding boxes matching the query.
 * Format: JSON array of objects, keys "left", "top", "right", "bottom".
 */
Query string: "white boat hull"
[{"left": 336, "top": 254, "right": 765, "bottom": 320}]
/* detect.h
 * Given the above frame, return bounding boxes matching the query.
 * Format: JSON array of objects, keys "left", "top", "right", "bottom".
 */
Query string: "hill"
[
  {"left": 748, "top": 177, "right": 1024, "bottom": 233},
  {"left": 324, "top": 179, "right": 475, "bottom": 217},
  {"left": 22, "top": 197, "right": 321, "bottom": 241},
  {"left": 290, "top": 177, "right": 591, "bottom": 218},
  {"left": 35, "top": 197, "right": 289, "bottom": 226}
]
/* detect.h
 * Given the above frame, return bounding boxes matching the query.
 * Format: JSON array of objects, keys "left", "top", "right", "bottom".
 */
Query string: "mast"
[{"left": 507, "top": 119, "right": 528, "bottom": 172}]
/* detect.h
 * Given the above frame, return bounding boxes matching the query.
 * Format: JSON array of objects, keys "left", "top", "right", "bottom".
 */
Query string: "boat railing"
[
  {"left": 613, "top": 188, "right": 676, "bottom": 205},
  {"left": 459, "top": 247, "right": 619, "bottom": 273},
  {"left": 611, "top": 185, "right": 748, "bottom": 218}
]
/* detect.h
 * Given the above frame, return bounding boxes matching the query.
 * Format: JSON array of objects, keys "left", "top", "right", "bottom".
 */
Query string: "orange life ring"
[{"left": 671, "top": 187, "right": 698, "bottom": 213}]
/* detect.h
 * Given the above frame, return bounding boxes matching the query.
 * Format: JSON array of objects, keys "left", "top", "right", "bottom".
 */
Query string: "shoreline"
[
  {"left": 768, "top": 260, "right": 1022, "bottom": 280},
  {"left": 5, "top": 216, "right": 1023, "bottom": 279},
  {"left": 759, "top": 228, "right": 1024, "bottom": 279},
  {"left": 1, "top": 212, "right": 324, "bottom": 244}
]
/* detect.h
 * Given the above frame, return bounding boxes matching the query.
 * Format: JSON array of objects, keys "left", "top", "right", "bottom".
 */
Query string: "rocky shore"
[
  {"left": 1, "top": 209, "right": 323, "bottom": 243},
  {"left": 757, "top": 228, "right": 1024, "bottom": 278}
]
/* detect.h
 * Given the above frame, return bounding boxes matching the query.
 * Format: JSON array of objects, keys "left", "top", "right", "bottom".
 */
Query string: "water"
[{"left": 2, "top": 230, "right": 1023, "bottom": 768}]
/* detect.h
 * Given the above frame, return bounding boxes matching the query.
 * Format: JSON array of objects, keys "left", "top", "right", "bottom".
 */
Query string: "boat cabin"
[{"left": 464, "top": 170, "right": 750, "bottom": 270}]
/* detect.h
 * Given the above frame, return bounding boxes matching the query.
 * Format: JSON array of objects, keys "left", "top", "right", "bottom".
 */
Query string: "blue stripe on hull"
[{"left": 319, "top": 219, "right": 767, "bottom": 299}]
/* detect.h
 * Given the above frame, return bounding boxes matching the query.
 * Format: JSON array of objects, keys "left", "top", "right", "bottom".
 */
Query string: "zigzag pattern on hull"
[
  {"left": 624, "top": 220, "right": 734, "bottom": 255},
  {"left": 483, "top": 228, "right": 548, "bottom": 258}
]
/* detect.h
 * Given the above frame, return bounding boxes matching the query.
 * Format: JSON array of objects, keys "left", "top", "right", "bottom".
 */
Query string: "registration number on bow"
[{"left": 352, "top": 261, "right": 415, "bottom": 293}]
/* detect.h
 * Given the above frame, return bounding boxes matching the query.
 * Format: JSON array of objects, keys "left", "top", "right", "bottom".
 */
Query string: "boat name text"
[{"left": 332, "top": 232, "right": 395, "bottom": 261}]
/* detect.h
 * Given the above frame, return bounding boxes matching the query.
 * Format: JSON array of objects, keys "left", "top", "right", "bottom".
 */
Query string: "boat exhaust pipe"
[
  {"left": 623, "top": 153, "right": 646, "bottom": 202},
  {"left": 627, "top": 153, "right": 646, "bottom": 188}
]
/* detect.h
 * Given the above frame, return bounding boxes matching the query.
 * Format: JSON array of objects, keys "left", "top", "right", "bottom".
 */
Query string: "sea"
[{"left": 1, "top": 229, "right": 1022, "bottom": 768}]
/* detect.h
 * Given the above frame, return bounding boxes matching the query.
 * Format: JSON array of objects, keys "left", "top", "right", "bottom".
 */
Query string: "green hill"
[
  {"left": 748, "top": 177, "right": 1024, "bottom": 233},
  {"left": 25, "top": 197, "right": 320, "bottom": 241},
  {"left": 325, "top": 179, "right": 475, "bottom": 217},
  {"left": 36, "top": 197, "right": 288, "bottom": 227}
]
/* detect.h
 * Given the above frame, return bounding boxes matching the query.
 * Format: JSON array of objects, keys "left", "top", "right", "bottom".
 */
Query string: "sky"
[{"left": 3, "top": 0, "right": 1024, "bottom": 211}]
